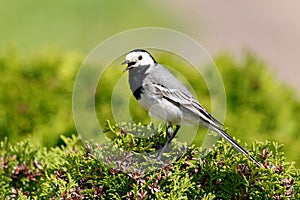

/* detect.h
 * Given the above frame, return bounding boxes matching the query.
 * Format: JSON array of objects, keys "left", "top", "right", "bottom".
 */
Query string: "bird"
[{"left": 122, "top": 49, "right": 261, "bottom": 166}]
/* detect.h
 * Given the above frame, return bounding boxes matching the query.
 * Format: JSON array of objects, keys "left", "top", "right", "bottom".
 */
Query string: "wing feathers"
[{"left": 152, "top": 82, "right": 223, "bottom": 127}]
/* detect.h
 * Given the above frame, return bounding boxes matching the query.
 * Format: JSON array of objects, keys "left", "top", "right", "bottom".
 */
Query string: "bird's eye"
[{"left": 138, "top": 55, "right": 142, "bottom": 60}]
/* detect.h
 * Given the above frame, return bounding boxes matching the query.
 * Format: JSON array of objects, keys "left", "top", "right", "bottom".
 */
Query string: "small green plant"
[{"left": 0, "top": 122, "right": 299, "bottom": 199}]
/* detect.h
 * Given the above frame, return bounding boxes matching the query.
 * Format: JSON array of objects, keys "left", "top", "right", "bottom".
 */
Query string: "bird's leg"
[
  {"left": 169, "top": 125, "right": 180, "bottom": 142},
  {"left": 166, "top": 123, "right": 173, "bottom": 141},
  {"left": 157, "top": 124, "right": 180, "bottom": 160},
  {"left": 156, "top": 123, "right": 173, "bottom": 159}
]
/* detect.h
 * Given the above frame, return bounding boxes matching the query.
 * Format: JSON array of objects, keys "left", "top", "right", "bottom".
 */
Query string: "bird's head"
[{"left": 122, "top": 49, "right": 157, "bottom": 72}]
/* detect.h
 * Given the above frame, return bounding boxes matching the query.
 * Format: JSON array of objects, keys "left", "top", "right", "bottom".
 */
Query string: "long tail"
[{"left": 211, "top": 124, "right": 262, "bottom": 167}]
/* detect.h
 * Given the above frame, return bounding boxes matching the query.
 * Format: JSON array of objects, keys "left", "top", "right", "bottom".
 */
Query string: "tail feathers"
[{"left": 211, "top": 125, "right": 262, "bottom": 167}]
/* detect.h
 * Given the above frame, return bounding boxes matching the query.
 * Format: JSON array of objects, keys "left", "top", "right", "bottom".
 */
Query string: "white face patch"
[{"left": 125, "top": 51, "right": 155, "bottom": 67}]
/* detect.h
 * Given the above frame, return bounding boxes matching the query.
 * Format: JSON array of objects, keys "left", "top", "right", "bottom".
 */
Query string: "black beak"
[
  {"left": 122, "top": 60, "right": 135, "bottom": 72},
  {"left": 121, "top": 60, "right": 129, "bottom": 65},
  {"left": 122, "top": 60, "right": 129, "bottom": 72}
]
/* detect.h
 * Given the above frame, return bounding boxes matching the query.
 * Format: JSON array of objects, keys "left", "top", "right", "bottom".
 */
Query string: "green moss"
[{"left": 0, "top": 130, "right": 299, "bottom": 199}]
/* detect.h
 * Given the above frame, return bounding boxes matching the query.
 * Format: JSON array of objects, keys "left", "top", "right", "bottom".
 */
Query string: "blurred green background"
[
  {"left": 0, "top": 1, "right": 179, "bottom": 55},
  {"left": 1, "top": 1, "right": 299, "bottom": 167}
]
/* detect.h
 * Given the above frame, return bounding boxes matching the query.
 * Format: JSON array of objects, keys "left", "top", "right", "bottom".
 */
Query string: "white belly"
[{"left": 138, "top": 96, "right": 183, "bottom": 125}]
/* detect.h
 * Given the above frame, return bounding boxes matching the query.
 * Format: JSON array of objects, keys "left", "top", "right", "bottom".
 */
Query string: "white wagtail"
[{"left": 122, "top": 49, "right": 260, "bottom": 166}]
